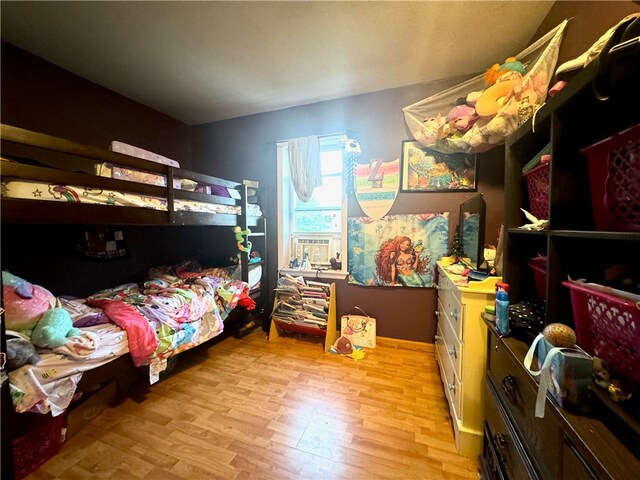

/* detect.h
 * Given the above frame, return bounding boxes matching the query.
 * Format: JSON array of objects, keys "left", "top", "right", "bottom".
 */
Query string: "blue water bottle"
[{"left": 496, "top": 289, "right": 510, "bottom": 335}]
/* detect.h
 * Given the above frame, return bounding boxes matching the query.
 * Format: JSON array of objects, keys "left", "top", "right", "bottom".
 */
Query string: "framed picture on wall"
[{"left": 400, "top": 140, "right": 477, "bottom": 192}]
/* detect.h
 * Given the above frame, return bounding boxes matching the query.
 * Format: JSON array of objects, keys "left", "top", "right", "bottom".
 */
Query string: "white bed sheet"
[{"left": 8, "top": 324, "right": 129, "bottom": 416}]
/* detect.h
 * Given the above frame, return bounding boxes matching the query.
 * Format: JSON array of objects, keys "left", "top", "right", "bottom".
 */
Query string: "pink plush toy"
[
  {"left": 2, "top": 271, "right": 55, "bottom": 331},
  {"left": 445, "top": 104, "right": 478, "bottom": 133}
]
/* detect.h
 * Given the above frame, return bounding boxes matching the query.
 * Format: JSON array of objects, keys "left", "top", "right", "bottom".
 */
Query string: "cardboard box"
[{"left": 65, "top": 380, "right": 117, "bottom": 439}]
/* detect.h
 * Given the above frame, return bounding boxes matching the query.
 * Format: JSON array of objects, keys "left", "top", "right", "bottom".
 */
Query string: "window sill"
[{"left": 278, "top": 267, "right": 348, "bottom": 281}]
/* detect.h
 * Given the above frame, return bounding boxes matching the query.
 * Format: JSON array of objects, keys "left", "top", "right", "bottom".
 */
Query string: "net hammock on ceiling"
[{"left": 403, "top": 20, "right": 568, "bottom": 155}]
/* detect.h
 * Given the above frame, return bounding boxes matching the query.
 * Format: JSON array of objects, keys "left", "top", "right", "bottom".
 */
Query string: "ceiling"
[{"left": 1, "top": 1, "right": 555, "bottom": 126}]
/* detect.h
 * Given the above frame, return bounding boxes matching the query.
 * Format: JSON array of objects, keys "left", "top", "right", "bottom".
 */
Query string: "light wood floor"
[{"left": 27, "top": 330, "right": 479, "bottom": 480}]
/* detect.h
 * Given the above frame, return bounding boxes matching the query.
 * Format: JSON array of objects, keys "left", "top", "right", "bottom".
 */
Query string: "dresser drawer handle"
[
  {"left": 434, "top": 334, "right": 441, "bottom": 342},
  {"left": 450, "top": 310, "right": 458, "bottom": 320},
  {"left": 447, "top": 383, "right": 455, "bottom": 392},
  {"left": 447, "top": 346, "right": 457, "bottom": 358},
  {"left": 501, "top": 375, "right": 519, "bottom": 406},
  {"left": 494, "top": 433, "right": 509, "bottom": 467}
]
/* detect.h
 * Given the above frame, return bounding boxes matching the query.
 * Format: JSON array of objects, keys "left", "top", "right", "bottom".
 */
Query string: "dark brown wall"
[
  {"left": 4, "top": 2, "right": 635, "bottom": 342},
  {"left": 532, "top": 1, "right": 639, "bottom": 66},
  {"left": 192, "top": 78, "right": 506, "bottom": 343},
  {"left": 191, "top": 1, "right": 640, "bottom": 343},
  {"left": 1, "top": 225, "right": 236, "bottom": 299},
  {"left": 1, "top": 42, "right": 192, "bottom": 168},
  {"left": 0, "top": 43, "right": 199, "bottom": 298}
]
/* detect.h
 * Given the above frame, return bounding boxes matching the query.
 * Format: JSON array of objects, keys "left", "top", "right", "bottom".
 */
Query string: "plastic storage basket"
[
  {"left": 523, "top": 162, "right": 549, "bottom": 220},
  {"left": 581, "top": 123, "right": 640, "bottom": 232},
  {"left": 562, "top": 280, "right": 640, "bottom": 389},
  {"left": 527, "top": 257, "right": 547, "bottom": 299},
  {"left": 13, "top": 414, "right": 63, "bottom": 479}
]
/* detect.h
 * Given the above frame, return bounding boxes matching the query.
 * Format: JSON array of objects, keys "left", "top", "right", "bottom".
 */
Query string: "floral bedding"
[{"left": 7, "top": 262, "right": 252, "bottom": 415}]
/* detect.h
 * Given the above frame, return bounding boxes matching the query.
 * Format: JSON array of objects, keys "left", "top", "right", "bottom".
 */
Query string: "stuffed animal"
[
  {"left": 419, "top": 115, "right": 446, "bottom": 145},
  {"left": 232, "top": 226, "right": 252, "bottom": 261},
  {"left": 340, "top": 135, "right": 362, "bottom": 157},
  {"left": 6, "top": 337, "right": 41, "bottom": 370},
  {"left": 484, "top": 57, "right": 526, "bottom": 86},
  {"left": 445, "top": 104, "right": 478, "bottom": 133},
  {"left": 30, "top": 299, "right": 79, "bottom": 349},
  {"left": 2, "top": 271, "right": 56, "bottom": 331}
]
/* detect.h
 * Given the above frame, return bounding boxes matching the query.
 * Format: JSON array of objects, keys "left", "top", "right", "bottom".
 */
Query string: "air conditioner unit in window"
[{"left": 291, "top": 235, "right": 341, "bottom": 268}]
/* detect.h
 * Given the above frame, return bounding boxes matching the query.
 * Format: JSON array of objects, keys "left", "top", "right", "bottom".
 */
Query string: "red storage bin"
[
  {"left": 273, "top": 319, "right": 326, "bottom": 337},
  {"left": 523, "top": 162, "right": 549, "bottom": 220},
  {"left": 562, "top": 280, "right": 640, "bottom": 389},
  {"left": 581, "top": 124, "right": 640, "bottom": 232},
  {"left": 527, "top": 257, "right": 547, "bottom": 299},
  {"left": 13, "top": 414, "right": 63, "bottom": 479}
]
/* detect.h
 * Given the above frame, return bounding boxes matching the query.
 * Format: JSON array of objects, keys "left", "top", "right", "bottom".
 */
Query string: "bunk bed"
[{"left": 0, "top": 124, "right": 267, "bottom": 421}]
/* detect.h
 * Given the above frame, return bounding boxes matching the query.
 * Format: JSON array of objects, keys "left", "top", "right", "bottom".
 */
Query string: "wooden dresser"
[
  {"left": 483, "top": 321, "right": 640, "bottom": 480},
  {"left": 435, "top": 260, "right": 500, "bottom": 457}
]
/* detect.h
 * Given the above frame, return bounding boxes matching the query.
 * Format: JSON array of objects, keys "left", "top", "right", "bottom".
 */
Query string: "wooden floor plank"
[{"left": 25, "top": 330, "right": 478, "bottom": 479}]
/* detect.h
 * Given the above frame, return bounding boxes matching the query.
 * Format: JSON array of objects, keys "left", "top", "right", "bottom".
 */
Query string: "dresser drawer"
[
  {"left": 436, "top": 322, "right": 462, "bottom": 420},
  {"left": 437, "top": 271, "right": 464, "bottom": 339},
  {"left": 562, "top": 439, "right": 598, "bottom": 480},
  {"left": 437, "top": 299, "right": 463, "bottom": 379},
  {"left": 485, "top": 378, "right": 538, "bottom": 480},
  {"left": 487, "top": 334, "right": 562, "bottom": 480}
]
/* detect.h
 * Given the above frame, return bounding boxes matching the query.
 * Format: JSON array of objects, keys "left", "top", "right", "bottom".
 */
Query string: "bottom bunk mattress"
[
  {"left": 8, "top": 324, "right": 129, "bottom": 415},
  {"left": 1, "top": 178, "right": 262, "bottom": 216},
  {"left": 5, "top": 262, "right": 254, "bottom": 416}
]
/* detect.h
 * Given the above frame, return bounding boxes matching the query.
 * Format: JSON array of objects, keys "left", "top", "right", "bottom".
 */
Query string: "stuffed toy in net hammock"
[{"left": 403, "top": 20, "right": 568, "bottom": 154}]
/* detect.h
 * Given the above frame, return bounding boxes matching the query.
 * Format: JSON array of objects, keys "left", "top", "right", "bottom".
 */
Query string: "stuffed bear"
[{"left": 6, "top": 337, "right": 41, "bottom": 370}]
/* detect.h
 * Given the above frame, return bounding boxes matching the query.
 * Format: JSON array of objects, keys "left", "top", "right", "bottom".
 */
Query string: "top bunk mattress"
[
  {"left": 1, "top": 178, "right": 262, "bottom": 216},
  {"left": 0, "top": 124, "right": 263, "bottom": 226}
]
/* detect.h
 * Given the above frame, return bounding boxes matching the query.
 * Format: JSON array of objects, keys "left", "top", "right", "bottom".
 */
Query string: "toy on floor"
[{"left": 329, "top": 335, "right": 365, "bottom": 360}]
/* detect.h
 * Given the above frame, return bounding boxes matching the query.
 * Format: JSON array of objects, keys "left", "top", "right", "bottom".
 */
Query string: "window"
[{"left": 277, "top": 135, "right": 347, "bottom": 275}]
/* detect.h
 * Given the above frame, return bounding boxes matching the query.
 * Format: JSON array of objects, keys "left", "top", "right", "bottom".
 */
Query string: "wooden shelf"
[
  {"left": 549, "top": 230, "right": 640, "bottom": 241},
  {"left": 490, "top": 51, "right": 640, "bottom": 479},
  {"left": 269, "top": 282, "right": 337, "bottom": 352}
]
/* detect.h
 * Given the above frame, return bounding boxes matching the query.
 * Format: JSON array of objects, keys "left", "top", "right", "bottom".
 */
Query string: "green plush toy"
[{"left": 30, "top": 300, "right": 79, "bottom": 349}]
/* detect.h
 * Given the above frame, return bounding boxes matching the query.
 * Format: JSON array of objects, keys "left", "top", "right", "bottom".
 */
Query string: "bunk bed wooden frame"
[
  {"left": 0, "top": 123, "right": 265, "bottom": 287},
  {"left": 0, "top": 123, "right": 267, "bottom": 478}
]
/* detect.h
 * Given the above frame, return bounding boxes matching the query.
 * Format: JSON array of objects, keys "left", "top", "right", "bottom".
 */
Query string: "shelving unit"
[
  {"left": 269, "top": 281, "right": 338, "bottom": 352},
  {"left": 483, "top": 54, "right": 640, "bottom": 478},
  {"left": 503, "top": 61, "right": 639, "bottom": 321}
]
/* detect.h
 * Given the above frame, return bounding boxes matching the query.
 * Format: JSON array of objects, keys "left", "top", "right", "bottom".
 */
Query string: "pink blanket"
[{"left": 87, "top": 299, "right": 158, "bottom": 366}]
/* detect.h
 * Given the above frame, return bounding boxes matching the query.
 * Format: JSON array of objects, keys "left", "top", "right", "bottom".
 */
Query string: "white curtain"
[{"left": 287, "top": 136, "right": 322, "bottom": 202}]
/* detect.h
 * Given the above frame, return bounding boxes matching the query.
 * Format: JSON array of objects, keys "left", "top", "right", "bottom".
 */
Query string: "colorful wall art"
[
  {"left": 354, "top": 157, "right": 400, "bottom": 220},
  {"left": 347, "top": 213, "right": 449, "bottom": 287},
  {"left": 400, "top": 140, "right": 476, "bottom": 192}
]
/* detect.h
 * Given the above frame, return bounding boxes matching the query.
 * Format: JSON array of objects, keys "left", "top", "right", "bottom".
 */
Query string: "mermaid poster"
[{"left": 347, "top": 213, "right": 449, "bottom": 287}]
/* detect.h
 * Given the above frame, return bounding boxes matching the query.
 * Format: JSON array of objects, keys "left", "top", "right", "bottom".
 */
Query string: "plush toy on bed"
[
  {"left": 2, "top": 271, "right": 79, "bottom": 348},
  {"left": 31, "top": 299, "right": 79, "bottom": 349},
  {"left": 2, "top": 271, "right": 56, "bottom": 331},
  {"left": 6, "top": 336, "right": 41, "bottom": 370}
]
